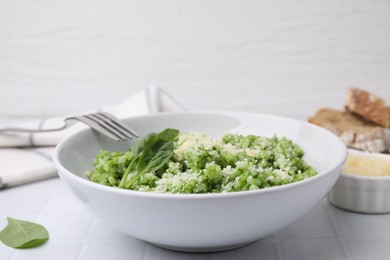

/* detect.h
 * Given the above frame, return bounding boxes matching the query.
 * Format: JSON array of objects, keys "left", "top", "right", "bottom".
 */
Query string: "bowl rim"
[
  {"left": 53, "top": 111, "right": 348, "bottom": 200},
  {"left": 341, "top": 172, "right": 390, "bottom": 180}
]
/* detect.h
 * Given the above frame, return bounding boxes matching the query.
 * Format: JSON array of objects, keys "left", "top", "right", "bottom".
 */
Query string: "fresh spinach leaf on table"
[{"left": 0, "top": 217, "right": 49, "bottom": 249}]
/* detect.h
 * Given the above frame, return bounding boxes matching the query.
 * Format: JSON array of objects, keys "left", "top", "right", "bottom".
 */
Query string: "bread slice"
[
  {"left": 308, "top": 108, "right": 389, "bottom": 153},
  {"left": 345, "top": 88, "right": 390, "bottom": 128}
]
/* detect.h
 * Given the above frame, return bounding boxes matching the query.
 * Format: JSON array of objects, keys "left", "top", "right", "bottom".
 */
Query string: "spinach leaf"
[
  {"left": 158, "top": 128, "right": 180, "bottom": 142},
  {"left": 118, "top": 134, "right": 158, "bottom": 188},
  {"left": 0, "top": 217, "right": 49, "bottom": 249},
  {"left": 136, "top": 133, "right": 160, "bottom": 172},
  {"left": 142, "top": 142, "right": 174, "bottom": 173},
  {"left": 131, "top": 133, "right": 156, "bottom": 155},
  {"left": 119, "top": 128, "right": 179, "bottom": 189}
]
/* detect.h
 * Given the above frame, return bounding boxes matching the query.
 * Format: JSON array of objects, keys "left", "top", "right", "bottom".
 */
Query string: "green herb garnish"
[
  {"left": 119, "top": 128, "right": 180, "bottom": 189},
  {"left": 0, "top": 217, "right": 49, "bottom": 249}
]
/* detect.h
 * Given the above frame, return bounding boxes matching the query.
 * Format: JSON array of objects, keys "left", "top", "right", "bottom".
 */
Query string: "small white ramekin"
[{"left": 328, "top": 150, "right": 390, "bottom": 214}]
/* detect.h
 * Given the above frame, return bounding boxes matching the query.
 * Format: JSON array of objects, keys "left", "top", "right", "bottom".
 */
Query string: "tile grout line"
[
  {"left": 274, "top": 231, "right": 284, "bottom": 260},
  {"left": 76, "top": 217, "right": 98, "bottom": 260},
  {"left": 324, "top": 200, "right": 353, "bottom": 260},
  {"left": 141, "top": 241, "right": 152, "bottom": 260},
  {"left": 35, "top": 180, "right": 63, "bottom": 217}
]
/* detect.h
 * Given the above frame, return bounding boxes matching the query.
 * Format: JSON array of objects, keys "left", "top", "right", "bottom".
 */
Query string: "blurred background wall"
[{"left": 0, "top": 0, "right": 389, "bottom": 118}]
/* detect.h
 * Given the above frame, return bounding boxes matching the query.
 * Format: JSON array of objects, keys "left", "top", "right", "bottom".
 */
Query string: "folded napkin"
[{"left": 0, "top": 87, "right": 186, "bottom": 189}]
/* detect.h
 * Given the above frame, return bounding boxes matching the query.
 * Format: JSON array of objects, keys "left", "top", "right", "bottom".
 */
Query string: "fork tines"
[{"left": 84, "top": 112, "right": 138, "bottom": 141}]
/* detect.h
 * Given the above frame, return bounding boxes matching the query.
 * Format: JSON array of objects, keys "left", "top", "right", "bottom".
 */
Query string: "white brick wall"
[{"left": 0, "top": 0, "right": 389, "bottom": 117}]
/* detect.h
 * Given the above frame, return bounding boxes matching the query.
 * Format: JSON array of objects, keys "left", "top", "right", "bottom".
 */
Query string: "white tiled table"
[{"left": 1, "top": 177, "right": 390, "bottom": 260}]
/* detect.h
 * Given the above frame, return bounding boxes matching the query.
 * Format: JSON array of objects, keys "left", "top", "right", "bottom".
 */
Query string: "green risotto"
[{"left": 87, "top": 128, "right": 317, "bottom": 193}]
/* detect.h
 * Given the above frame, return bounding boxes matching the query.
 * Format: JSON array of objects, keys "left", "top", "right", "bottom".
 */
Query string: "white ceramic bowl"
[
  {"left": 53, "top": 111, "right": 347, "bottom": 252},
  {"left": 328, "top": 149, "right": 390, "bottom": 214}
]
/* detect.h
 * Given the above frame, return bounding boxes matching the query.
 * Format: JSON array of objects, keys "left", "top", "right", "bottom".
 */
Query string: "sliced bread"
[
  {"left": 345, "top": 88, "right": 390, "bottom": 128},
  {"left": 308, "top": 108, "right": 389, "bottom": 153}
]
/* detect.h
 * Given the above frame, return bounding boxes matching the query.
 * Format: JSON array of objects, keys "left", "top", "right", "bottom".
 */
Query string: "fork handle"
[{"left": 0, "top": 123, "right": 68, "bottom": 133}]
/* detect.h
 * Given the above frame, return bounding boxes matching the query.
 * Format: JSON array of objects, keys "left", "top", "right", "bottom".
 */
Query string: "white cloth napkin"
[{"left": 0, "top": 87, "right": 186, "bottom": 189}]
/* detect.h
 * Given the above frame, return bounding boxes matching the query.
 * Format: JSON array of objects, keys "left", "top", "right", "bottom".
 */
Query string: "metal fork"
[{"left": 0, "top": 112, "right": 138, "bottom": 142}]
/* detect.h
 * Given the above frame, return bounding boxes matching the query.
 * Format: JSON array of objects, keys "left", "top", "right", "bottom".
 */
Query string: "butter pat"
[{"left": 343, "top": 149, "right": 390, "bottom": 176}]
